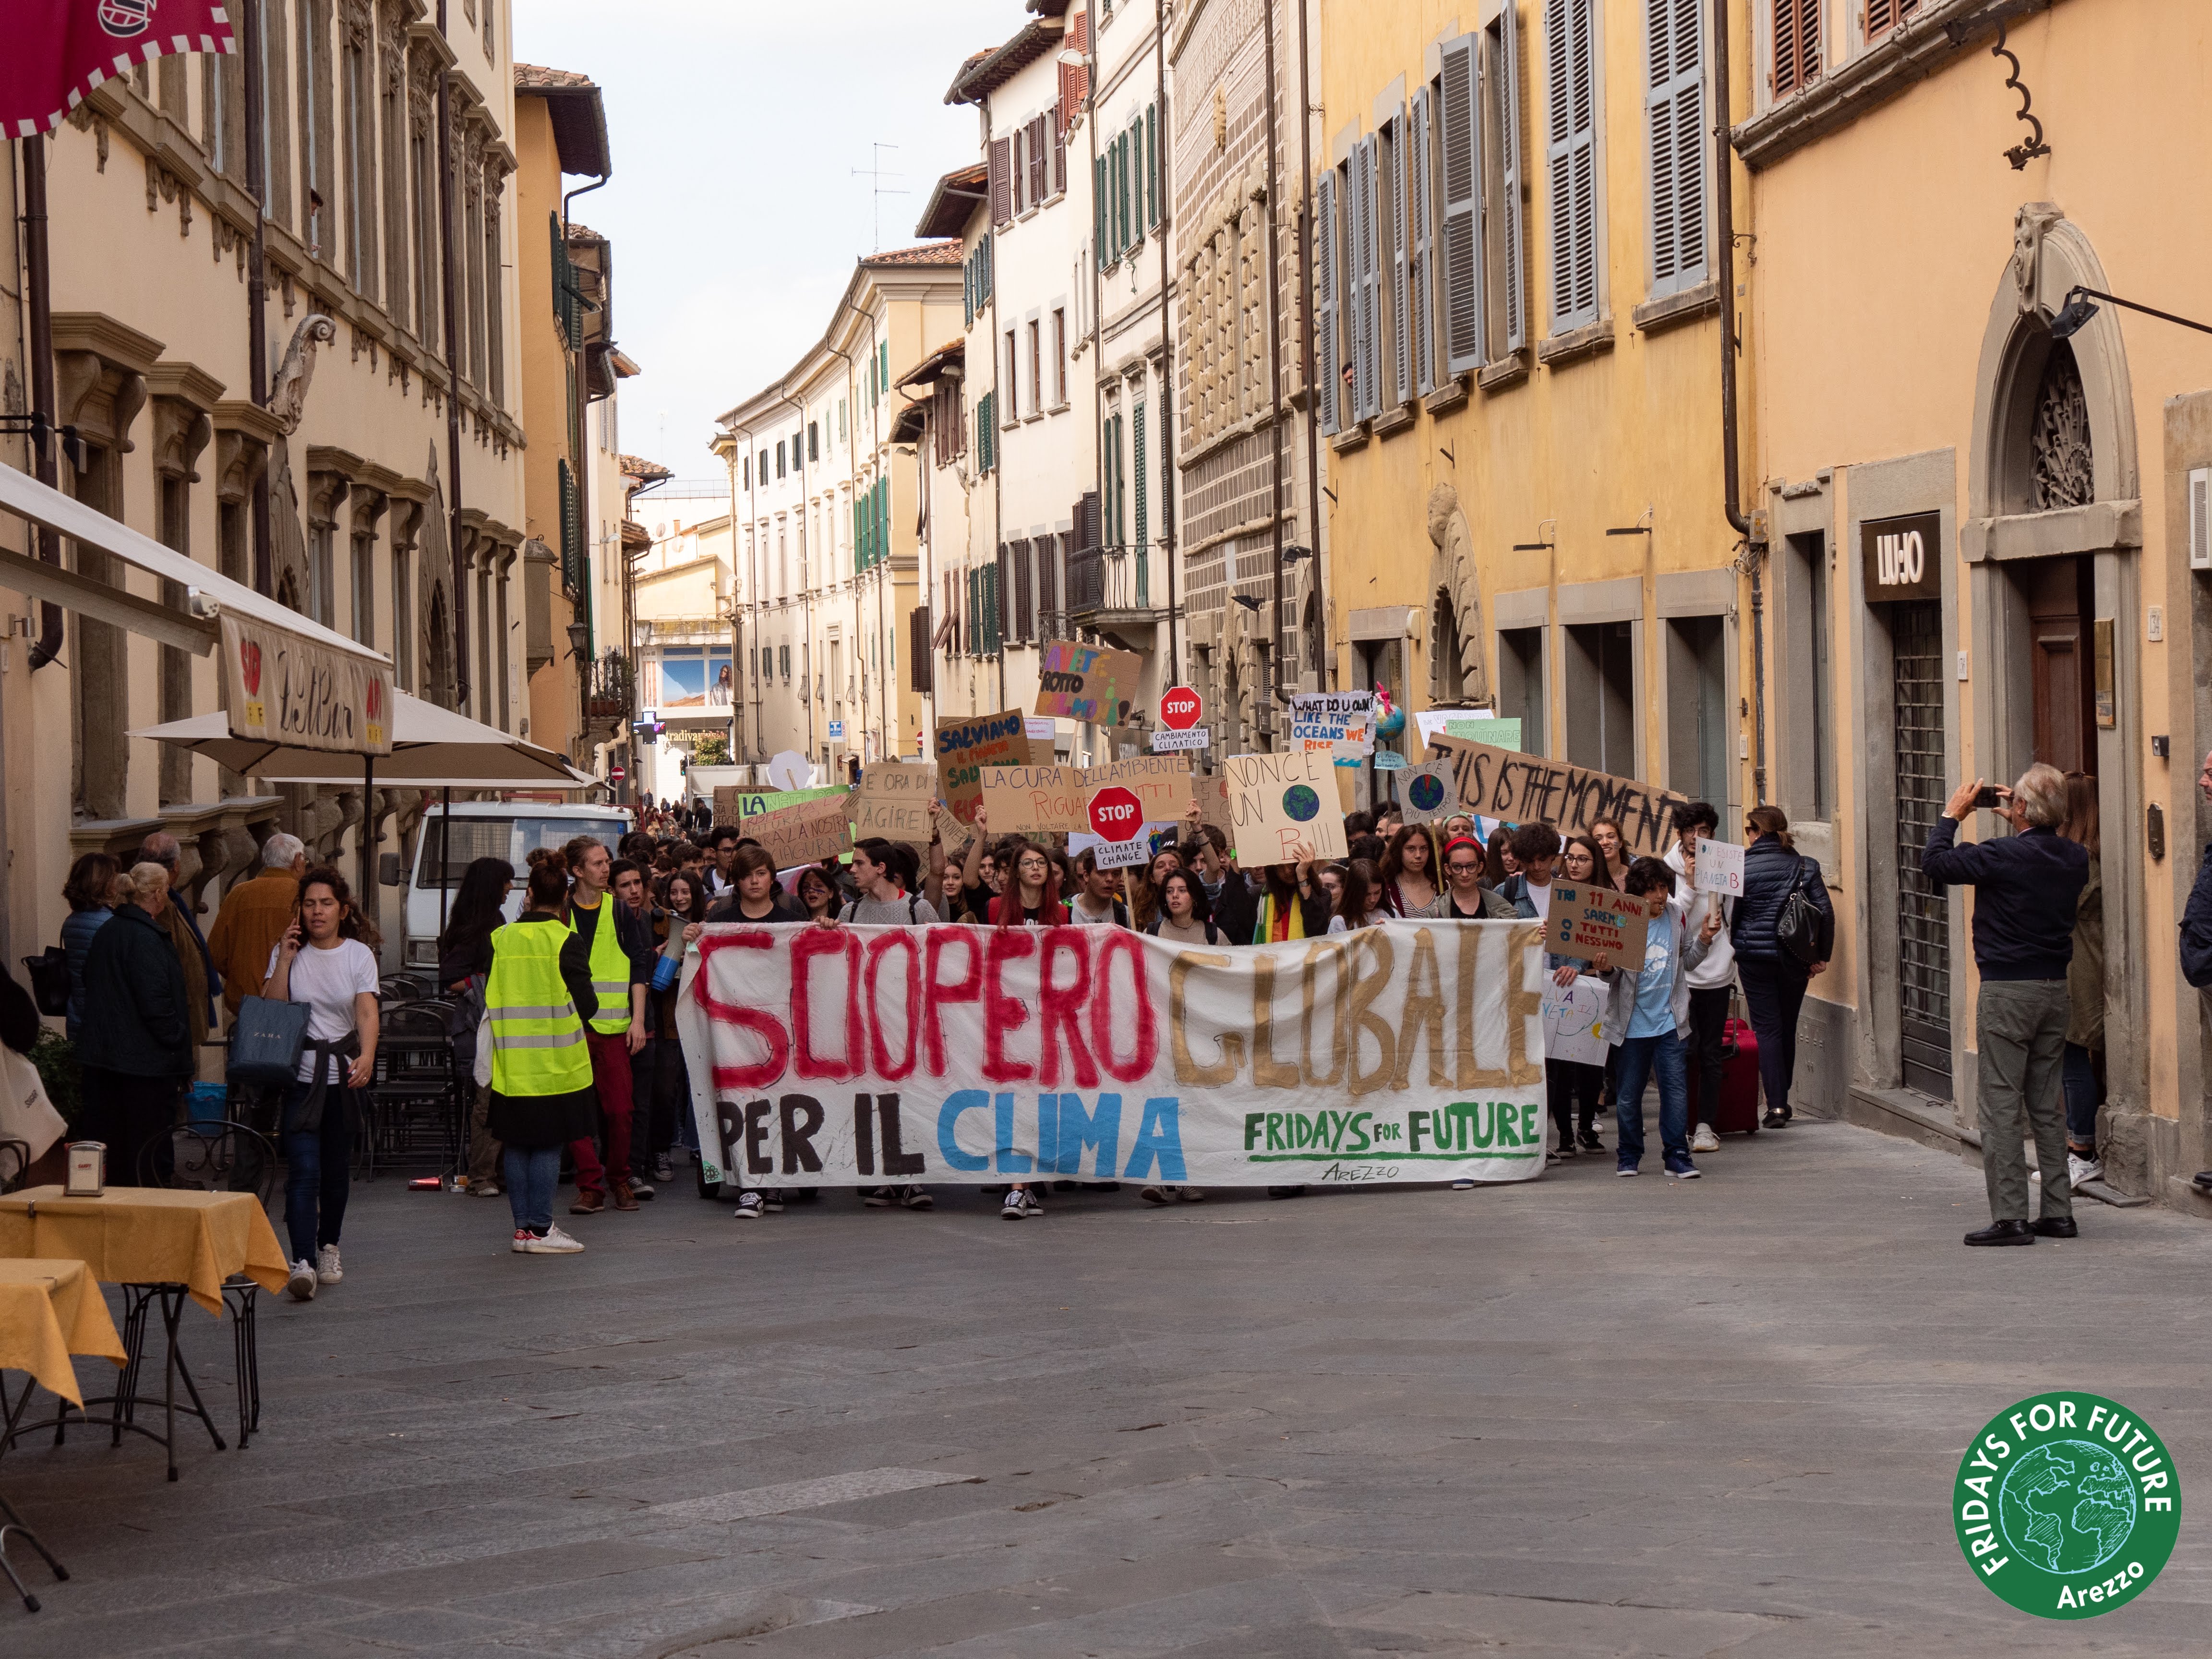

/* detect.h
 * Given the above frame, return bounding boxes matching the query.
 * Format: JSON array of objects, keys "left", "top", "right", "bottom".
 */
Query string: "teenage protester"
[
  {"left": 207, "top": 832, "right": 307, "bottom": 1021},
  {"left": 611, "top": 859, "right": 676, "bottom": 1199},
  {"left": 969, "top": 825, "right": 1064, "bottom": 928},
  {"left": 138, "top": 832, "right": 218, "bottom": 1054},
  {"left": 953, "top": 818, "right": 1014, "bottom": 923},
  {"left": 702, "top": 826, "right": 742, "bottom": 902},
  {"left": 1486, "top": 826, "right": 1517, "bottom": 886},
  {"left": 1069, "top": 849, "right": 1131, "bottom": 926},
  {"left": 707, "top": 844, "right": 809, "bottom": 924},
  {"left": 562, "top": 837, "right": 652, "bottom": 1217},
  {"left": 77, "top": 862, "right": 194, "bottom": 1188},
  {"left": 1607, "top": 856, "right": 1719, "bottom": 1179},
  {"left": 1130, "top": 844, "right": 1183, "bottom": 933},
  {"left": 1314, "top": 864, "right": 1345, "bottom": 913},
  {"left": 1254, "top": 861, "right": 1329, "bottom": 942},
  {"left": 794, "top": 866, "right": 840, "bottom": 924},
  {"left": 1326, "top": 860, "right": 1388, "bottom": 933},
  {"left": 1663, "top": 804, "right": 1736, "bottom": 1156},
  {"left": 2058, "top": 773, "right": 2104, "bottom": 1189},
  {"left": 1497, "top": 822, "right": 1563, "bottom": 921},
  {"left": 1379, "top": 824, "right": 1443, "bottom": 918},
  {"left": 1440, "top": 837, "right": 1518, "bottom": 919},
  {"left": 1440, "top": 812, "right": 1477, "bottom": 846},
  {"left": 58, "top": 852, "right": 119, "bottom": 1046},
  {"left": 658, "top": 870, "right": 708, "bottom": 1167},
  {"left": 1182, "top": 820, "right": 1258, "bottom": 944},
  {"left": 263, "top": 866, "right": 381, "bottom": 1300},
  {"left": 1547, "top": 833, "right": 1617, "bottom": 1157},
  {"left": 483, "top": 856, "right": 595, "bottom": 1255},
  {"left": 821, "top": 839, "right": 938, "bottom": 1216},
  {"left": 439, "top": 856, "right": 518, "bottom": 1201},
  {"left": 1148, "top": 868, "right": 1222, "bottom": 946},
  {"left": 1730, "top": 805, "right": 1833, "bottom": 1130},
  {"left": 1924, "top": 766, "right": 2089, "bottom": 1246},
  {"left": 1589, "top": 817, "right": 1626, "bottom": 878}
]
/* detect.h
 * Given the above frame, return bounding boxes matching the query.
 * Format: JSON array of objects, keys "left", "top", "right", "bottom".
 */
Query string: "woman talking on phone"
[{"left": 264, "top": 867, "right": 381, "bottom": 1302}]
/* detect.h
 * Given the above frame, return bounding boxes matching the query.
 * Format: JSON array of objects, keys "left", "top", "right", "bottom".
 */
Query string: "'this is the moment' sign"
[{"left": 1425, "top": 734, "right": 1691, "bottom": 858}]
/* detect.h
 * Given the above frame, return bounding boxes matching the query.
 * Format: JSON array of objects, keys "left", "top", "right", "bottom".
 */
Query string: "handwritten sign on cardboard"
[
  {"left": 1690, "top": 837, "right": 1746, "bottom": 898},
  {"left": 934, "top": 709, "right": 1029, "bottom": 825},
  {"left": 1223, "top": 749, "right": 1349, "bottom": 865},
  {"left": 1396, "top": 758, "right": 1461, "bottom": 826},
  {"left": 1543, "top": 882, "right": 1663, "bottom": 974},
  {"left": 1290, "top": 691, "right": 1373, "bottom": 758},
  {"left": 743, "top": 793, "right": 854, "bottom": 868},
  {"left": 853, "top": 762, "right": 937, "bottom": 844},
  {"left": 1034, "top": 639, "right": 1144, "bottom": 727},
  {"left": 1425, "top": 734, "right": 1691, "bottom": 859},
  {"left": 978, "top": 764, "right": 1088, "bottom": 836}
]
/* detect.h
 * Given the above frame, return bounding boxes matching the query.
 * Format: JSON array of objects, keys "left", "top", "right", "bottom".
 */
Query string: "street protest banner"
[
  {"left": 1290, "top": 691, "right": 1373, "bottom": 760},
  {"left": 742, "top": 794, "right": 853, "bottom": 869},
  {"left": 1397, "top": 758, "right": 1461, "bottom": 827},
  {"left": 978, "top": 753, "right": 1192, "bottom": 838},
  {"left": 1224, "top": 749, "right": 1350, "bottom": 864},
  {"left": 1539, "top": 975, "right": 1611, "bottom": 1067},
  {"left": 1543, "top": 883, "right": 1664, "bottom": 973},
  {"left": 676, "top": 918, "right": 1550, "bottom": 1190},
  {"left": 1034, "top": 639, "right": 1144, "bottom": 727},
  {"left": 1692, "top": 837, "right": 1746, "bottom": 898},
  {"left": 935, "top": 709, "right": 1029, "bottom": 824},
  {"left": 854, "top": 761, "right": 937, "bottom": 844},
  {"left": 1425, "top": 734, "right": 1690, "bottom": 858}
]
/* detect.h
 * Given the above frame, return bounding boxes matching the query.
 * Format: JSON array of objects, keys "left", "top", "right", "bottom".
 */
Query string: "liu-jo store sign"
[{"left": 1861, "top": 511, "right": 1944, "bottom": 604}]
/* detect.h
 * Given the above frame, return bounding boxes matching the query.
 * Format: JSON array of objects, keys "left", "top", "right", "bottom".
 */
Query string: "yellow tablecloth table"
[
  {"left": 0, "top": 1259, "right": 125, "bottom": 1408},
  {"left": 0, "top": 1188, "right": 288, "bottom": 1315}
]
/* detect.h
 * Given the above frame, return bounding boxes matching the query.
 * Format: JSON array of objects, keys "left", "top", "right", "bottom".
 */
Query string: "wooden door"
[{"left": 2023, "top": 555, "right": 2097, "bottom": 774}]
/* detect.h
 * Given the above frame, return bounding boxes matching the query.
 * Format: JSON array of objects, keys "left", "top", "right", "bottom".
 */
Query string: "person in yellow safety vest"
[
  {"left": 485, "top": 855, "right": 601, "bottom": 1254},
  {"left": 561, "top": 835, "right": 653, "bottom": 1217}
]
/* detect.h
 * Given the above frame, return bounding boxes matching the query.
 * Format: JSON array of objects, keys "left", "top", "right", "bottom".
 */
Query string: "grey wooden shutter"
[
  {"left": 1316, "top": 168, "right": 1342, "bottom": 433},
  {"left": 1544, "top": 0, "right": 1600, "bottom": 331},
  {"left": 1351, "top": 134, "right": 1378, "bottom": 422},
  {"left": 1390, "top": 108, "right": 1411, "bottom": 407},
  {"left": 1410, "top": 85, "right": 1437, "bottom": 395},
  {"left": 1439, "top": 40, "right": 1483, "bottom": 378},
  {"left": 1500, "top": 0, "right": 1528, "bottom": 352},
  {"left": 1646, "top": 0, "right": 1707, "bottom": 298},
  {"left": 990, "top": 136, "right": 1012, "bottom": 226}
]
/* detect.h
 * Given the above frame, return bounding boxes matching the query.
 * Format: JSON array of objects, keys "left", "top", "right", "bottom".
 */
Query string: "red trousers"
[{"left": 570, "top": 1029, "right": 635, "bottom": 1195}]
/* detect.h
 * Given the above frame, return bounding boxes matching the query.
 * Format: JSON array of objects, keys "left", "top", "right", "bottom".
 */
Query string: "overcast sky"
[{"left": 514, "top": 0, "right": 1012, "bottom": 483}]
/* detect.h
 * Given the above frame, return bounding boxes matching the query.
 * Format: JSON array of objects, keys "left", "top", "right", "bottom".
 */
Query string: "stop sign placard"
[
  {"left": 1159, "top": 685, "right": 1203, "bottom": 730},
  {"left": 1088, "top": 784, "right": 1144, "bottom": 842}
]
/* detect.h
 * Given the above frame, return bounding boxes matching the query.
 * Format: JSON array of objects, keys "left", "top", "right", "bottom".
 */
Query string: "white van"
[{"left": 392, "top": 801, "right": 631, "bottom": 972}]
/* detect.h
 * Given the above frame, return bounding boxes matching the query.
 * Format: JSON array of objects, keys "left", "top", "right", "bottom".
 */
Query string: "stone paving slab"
[{"left": 1, "top": 1119, "right": 2209, "bottom": 1655}]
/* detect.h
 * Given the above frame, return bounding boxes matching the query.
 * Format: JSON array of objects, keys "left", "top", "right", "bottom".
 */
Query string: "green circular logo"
[{"left": 1955, "top": 1392, "right": 2179, "bottom": 1618}]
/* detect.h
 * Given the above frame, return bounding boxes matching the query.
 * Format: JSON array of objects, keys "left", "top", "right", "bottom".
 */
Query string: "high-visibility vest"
[
  {"left": 566, "top": 896, "right": 634, "bottom": 1035},
  {"left": 485, "top": 919, "right": 592, "bottom": 1097}
]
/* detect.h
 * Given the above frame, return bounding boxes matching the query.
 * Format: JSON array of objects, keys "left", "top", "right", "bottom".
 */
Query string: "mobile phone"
[{"left": 1972, "top": 785, "right": 2001, "bottom": 811}]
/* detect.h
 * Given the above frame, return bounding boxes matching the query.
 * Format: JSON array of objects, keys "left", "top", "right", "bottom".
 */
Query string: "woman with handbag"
[
  {"left": 439, "top": 857, "right": 517, "bottom": 1201},
  {"left": 263, "top": 867, "right": 381, "bottom": 1302},
  {"left": 1728, "top": 806, "right": 1833, "bottom": 1128},
  {"left": 57, "top": 852, "right": 119, "bottom": 1044}
]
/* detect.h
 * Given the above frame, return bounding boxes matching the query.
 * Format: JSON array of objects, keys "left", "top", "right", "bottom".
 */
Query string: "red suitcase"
[{"left": 1685, "top": 1017, "right": 1762, "bottom": 1134}]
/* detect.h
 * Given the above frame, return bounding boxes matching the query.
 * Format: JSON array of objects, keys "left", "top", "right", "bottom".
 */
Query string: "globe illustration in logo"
[
  {"left": 1282, "top": 784, "right": 1320, "bottom": 822},
  {"left": 1998, "top": 1440, "right": 2137, "bottom": 1574},
  {"left": 1407, "top": 773, "right": 1446, "bottom": 813}
]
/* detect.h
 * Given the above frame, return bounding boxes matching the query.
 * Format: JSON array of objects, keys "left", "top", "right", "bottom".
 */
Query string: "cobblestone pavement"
[{"left": 4, "top": 1118, "right": 2209, "bottom": 1657}]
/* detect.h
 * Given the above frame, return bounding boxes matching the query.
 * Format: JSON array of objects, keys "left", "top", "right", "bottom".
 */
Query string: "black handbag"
[
  {"left": 228, "top": 994, "right": 313, "bottom": 1087},
  {"left": 22, "top": 949, "right": 70, "bottom": 1019},
  {"left": 1777, "top": 855, "right": 1834, "bottom": 966}
]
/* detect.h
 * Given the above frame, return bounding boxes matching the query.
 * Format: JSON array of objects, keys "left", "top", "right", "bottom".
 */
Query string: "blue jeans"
[
  {"left": 1613, "top": 1031, "right": 1690, "bottom": 1168},
  {"left": 282, "top": 1080, "right": 354, "bottom": 1263},
  {"left": 504, "top": 1145, "right": 561, "bottom": 1234},
  {"left": 2063, "top": 1042, "right": 2098, "bottom": 1146}
]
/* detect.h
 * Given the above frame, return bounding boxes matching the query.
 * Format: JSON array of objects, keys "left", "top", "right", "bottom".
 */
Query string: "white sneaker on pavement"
[
  {"left": 286, "top": 1258, "right": 317, "bottom": 1301},
  {"left": 653, "top": 1154, "right": 674, "bottom": 1184},
  {"left": 2068, "top": 1154, "right": 2103, "bottom": 1188},
  {"left": 511, "top": 1229, "right": 532, "bottom": 1253},
  {"left": 1001, "top": 1189, "right": 1027, "bottom": 1220},
  {"left": 734, "top": 1191, "right": 764, "bottom": 1219},
  {"left": 1691, "top": 1124, "right": 1720, "bottom": 1154},
  {"left": 316, "top": 1244, "right": 343, "bottom": 1284},
  {"left": 526, "top": 1225, "right": 585, "bottom": 1254}
]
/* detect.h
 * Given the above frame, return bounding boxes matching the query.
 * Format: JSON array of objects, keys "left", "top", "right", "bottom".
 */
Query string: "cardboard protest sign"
[
  {"left": 1540, "top": 974, "right": 1611, "bottom": 1066},
  {"left": 1425, "top": 734, "right": 1691, "bottom": 858},
  {"left": 1543, "top": 882, "right": 1663, "bottom": 973},
  {"left": 1082, "top": 753, "right": 1190, "bottom": 825},
  {"left": 742, "top": 794, "right": 853, "bottom": 868},
  {"left": 1290, "top": 691, "right": 1374, "bottom": 759},
  {"left": 977, "top": 764, "right": 1088, "bottom": 836},
  {"left": 853, "top": 761, "right": 937, "bottom": 843},
  {"left": 679, "top": 918, "right": 1550, "bottom": 1191},
  {"left": 932, "top": 802, "right": 971, "bottom": 850},
  {"left": 1397, "top": 758, "right": 1461, "bottom": 826},
  {"left": 934, "top": 709, "right": 1029, "bottom": 824},
  {"left": 1034, "top": 639, "right": 1144, "bottom": 727},
  {"left": 1691, "top": 837, "right": 1746, "bottom": 898},
  {"left": 1223, "top": 749, "right": 1350, "bottom": 865}
]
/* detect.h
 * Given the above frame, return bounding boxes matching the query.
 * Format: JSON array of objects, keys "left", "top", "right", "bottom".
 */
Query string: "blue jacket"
[
  {"left": 60, "top": 906, "right": 111, "bottom": 1045},
  {"left": 1730, "top": 836, "right": 1834, "bottom": 967},
  {"left": 2181, "top": 844, "right": 2212, "bottom": 990},
  {"left": 1921, "top": 817, "right": 2088, "bottom": 981}
]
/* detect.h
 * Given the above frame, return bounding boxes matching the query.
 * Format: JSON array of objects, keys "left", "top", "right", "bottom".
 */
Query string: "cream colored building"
[
  {"left": 0, "top": 2, "right": 534, "bottom": 970},
  {"left": 624, "top": 475, "right": 735, "bottom": 805}
]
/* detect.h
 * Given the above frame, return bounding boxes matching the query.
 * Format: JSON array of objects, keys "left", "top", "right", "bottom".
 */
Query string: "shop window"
[
  {"left": 1497, "top": 625, "right": 1547, "bottom": 757},
  {"left": 1780, "top": 531, "right": 1834, "bottom": 821},
  {"left": 1563, "top": 620, "right": 1635, "bottom": 776},
  {"left": 1665, "top": 614, "right": 1727, "bottom": 808}
]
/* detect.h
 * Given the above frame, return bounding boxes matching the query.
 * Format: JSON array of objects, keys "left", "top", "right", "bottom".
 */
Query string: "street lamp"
[
  {"left": 565, "top": 620, "right": 591, "bottom": 661},
  {"left": 2048, "top": 285, "right": 2212, "bottom": 342}
]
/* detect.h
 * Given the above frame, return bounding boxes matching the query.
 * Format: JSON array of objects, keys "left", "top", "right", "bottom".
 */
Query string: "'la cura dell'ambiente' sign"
[{"left": 1861, "top": 510, "right": 1944, "bottom": 603}]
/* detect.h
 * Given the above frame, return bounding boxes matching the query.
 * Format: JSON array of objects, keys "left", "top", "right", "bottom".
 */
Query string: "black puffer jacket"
[
  {"left": 77, "top": 903, "right": 194, "bottom": 1076},
  {"left": 1730, "top": 835, "right": 1834, "bottom": 967}
]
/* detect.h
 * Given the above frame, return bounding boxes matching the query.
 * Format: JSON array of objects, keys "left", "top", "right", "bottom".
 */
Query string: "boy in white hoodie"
[{"left": 1607, "top": 856, "right": 1721, "bottom": 1178}]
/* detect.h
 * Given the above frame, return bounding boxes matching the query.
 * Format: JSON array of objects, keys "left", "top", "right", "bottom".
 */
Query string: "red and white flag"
[{"left": 4, "top": 1, "right": 237, "bottom": 139}]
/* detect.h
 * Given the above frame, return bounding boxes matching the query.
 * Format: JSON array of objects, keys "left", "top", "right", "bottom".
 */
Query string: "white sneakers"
[
  {"left": 515, "top": 1225, "right": 584, "bottom": 1254},
  {"left": 1001, "top": 1188, "right": 1045, "bottom": 1219},
  {"left": 316, "top": 1244, "right": 344, "bottom": 1285},
  {"left": 2068, "top": 1153, "right": 2104, "bottom": 1189},
  {"left": 286, "top": 1258, "right": 317, "bottom": 1300},
  {"left": 733, "top": 1192, "right": 765, "bottom": 1220},
  {"left": 1691, "top": 1124, "right": 1721, "bottom": 1154}
]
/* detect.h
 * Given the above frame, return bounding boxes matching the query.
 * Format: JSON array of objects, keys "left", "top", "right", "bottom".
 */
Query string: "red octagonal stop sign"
[
  {"left": 1088, "top": 784, "right": 1144, "bottom": 842},
  {"left": 1159, "top": 685, "right": 1203, "bottom": 730}
]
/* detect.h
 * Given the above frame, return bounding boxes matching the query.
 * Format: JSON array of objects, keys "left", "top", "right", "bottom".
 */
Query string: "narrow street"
[{"left": 8, "top": 1117, "right": 2207, "bottom": 1657}]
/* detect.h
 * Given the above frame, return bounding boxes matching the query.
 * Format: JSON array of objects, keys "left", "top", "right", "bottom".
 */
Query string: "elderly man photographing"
[{"left": 1923, "top": 763, "right": 2089, "bottom": 1247}]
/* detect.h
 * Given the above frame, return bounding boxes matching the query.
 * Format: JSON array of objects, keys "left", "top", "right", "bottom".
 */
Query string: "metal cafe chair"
[
  {"left": 367, "top": 1001, "right": 463, "bottom": 1179},
  {"left": 0, "top": 1139, "right": 31, "bottom": 1196}
]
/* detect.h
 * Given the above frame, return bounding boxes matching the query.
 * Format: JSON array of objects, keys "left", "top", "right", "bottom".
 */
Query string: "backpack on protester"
[{"left": 1777, "top": 855, "right": 1834, "bottom": 966}]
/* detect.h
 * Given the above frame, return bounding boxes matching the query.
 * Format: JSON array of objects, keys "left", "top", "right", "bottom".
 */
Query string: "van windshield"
[{"left": 419, "top": 817, "right": 627, "bottom": 888}]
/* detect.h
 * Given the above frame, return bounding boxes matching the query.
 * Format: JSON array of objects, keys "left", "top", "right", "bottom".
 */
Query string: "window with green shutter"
[
  {"left": 1144, "top": 104, "right": 1159, "bottom": 228},
  {"left": 1133, "top": 401, "right": 1148, "bottom": 548},
  {"left": 1095, "top": 156, "right": 1108, "bottom": 267},
  {"left": 879, "top": 341, "right": 890, "bottom": 396}
]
